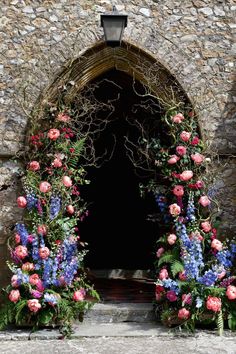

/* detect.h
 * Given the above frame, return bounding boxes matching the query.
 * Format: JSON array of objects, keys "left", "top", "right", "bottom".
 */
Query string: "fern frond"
[
  {"left": 171, "top": 261, "right": 184, "bottom": 277},
  {"left": 158, "top": 253, "right": 177, "bottom": 267}
]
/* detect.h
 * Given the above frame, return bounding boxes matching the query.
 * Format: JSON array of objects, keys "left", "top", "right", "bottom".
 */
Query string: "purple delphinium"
[
  {"left": 15, "top": 223, "right": 29, "bottom": 246},
  {"left": 44, "top": 293, "right": 59, "bottom": 305},
  {"left": 26, "top": 193, "right": 38, "bottom": 210},
  {"left": 186, "top": 195, "right": 195, "bottom": 222},
  {"left": 198, "top": 269, "right": 218, "bottom": 286},
  {"left": 49, "top": 195, "right": 61, "bottom": 220}
]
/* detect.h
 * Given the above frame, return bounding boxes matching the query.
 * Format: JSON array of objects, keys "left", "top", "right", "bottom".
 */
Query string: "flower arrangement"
[
  {"left": 0, "top": 108, "right": 99, "bottom": 337},
  {"left": 143, "top": 111, "right": 236, "bottom": 333}
]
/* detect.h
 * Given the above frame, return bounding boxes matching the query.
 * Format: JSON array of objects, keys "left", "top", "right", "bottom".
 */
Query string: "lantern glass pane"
[{"left": 103, "top": 18, "right": 125, "bottom": 42}]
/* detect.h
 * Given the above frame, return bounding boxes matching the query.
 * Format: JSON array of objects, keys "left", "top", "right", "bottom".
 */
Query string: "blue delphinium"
[
  {"left": 186, "top": 195, "right": 195, "bottom": 222},
  {"left": 216, "top": 249, "right": 233, "bottom": 268},
  {"left": 15, "top": 223, "right": 29, "bottom": 246},
  {"left": 26, "top": 193, "right": 38, "bottom": 210},
  {"left": 44, "top": 293, "right": 59, "bottom": 306},
  {"left": 198, "top": 269, "right": 218, "bottom": 286},
  {"left": 156, "top": 194, "right": 170, "bottom": 223},
  {"left": 42, "top": 258, "right": 53, "bottom": 287},
  {"left": 15, "top": 269, "right": 29, "bottom": 285},
  {"left": 161, "top": 278, "right": 180, "bottom": 295},
  {"left": 49, "top": 195, "right": 61, "bottom": 220},
  {"left": 196, "top": 297, "right": 203, "bottom": 308},
  {"left": 61, "top": 257, "right": 79, "bottom": 285}
]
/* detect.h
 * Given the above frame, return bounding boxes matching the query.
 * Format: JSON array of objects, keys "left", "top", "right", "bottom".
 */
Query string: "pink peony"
[
  {"left": 15, "top": 245, "right": 28, "bottom": 259},
  {"left": 28, "top": 161, "right": 40, "bottom": 171},
  {"left": 47, "top": 128, "right": 60, "bottom": 140},
  {"left": 66, "top": 205, "right": 75, "bottom": 214},
  {"left": 167, "top": 233, "right": 177, "bottom": 245},
  {"left": 211, "top": 239, "right": 223, "bottom": 251},
  {"left": 156, "top": 247, "right": 165, "bottom": 258},
  {"left": 180, "top": 131, "right": 192, "bottom": 142},
  {"left": 9, "top": 289, "right": 20, "bottom": 303},
  {"left": 182, "top": 293, "right": 192, "bottom": 305},
  {"left": 52, "top": 158, "right": 62, "bottom": 168},
  {"left": 176, "top": 146, "right": 187, "bottom": 156},
  {"left": 201, "top": 221, "right": 212, "bottom": 233},
  {"left": 37, "top": 224, "right": 47, "bottom": 236},
  {"left": 73, "top": 288, "right": 86, "bottom": 302},
  {"left": 22, "top": 262, "right": 35, "bottom": 272},
  {"left": 56, "top": 112, "right": 71, "bottom": 122},
  {"left": 206, "top": 296, "right": 221, "bottom": 312},
  {"left": 191, "top": 153, "right": 205, "bottom": 165},
  {"left": 27, "top": 299, "right": 42, "bottom": 313},
  {"left": 17, "top": 196, "right": 27, "bottom": 208},
  {"left": 168, "top": 155, "right": 180, "bottom": 164},
  {"left": 39, "top": 181, "right": 51, "bottom": 193},
  {"left": 171, "top": 113, "right": 184, "bottom": 123},
  {"left": 173, "top": 185, "right": 184, "bottom": 197},
  {"left": 226, "top": 285, "right": 236, "bottom": 300},
  {"left": 159, "top": 268, "right": 169, "bottom": 280},
  {"left": 199, "top": 195, "right": 211, "bottom": 207},
  {"left": 178, "top": 308, "right": 190, "bottom": 320},
  {"left": 62, "top": 176, "right": 73, "bottom": 187},
  {"left": 166, "top": 290, "right": 177, "bottom": 302},
  {"left": 39, "top": 247, "right": 50, "bottom": 259},
  {"left": 36, "top": 280, "right": 44, "bottom": 292},
  {"left": 169, "top": 203, "right": 181, "bottom": 216},
  {"left": 29, "top": 273, "right": 40, "bottom": 286},
  {"left": 191, "top": 136, "right": 200, "bottom": 145},
  {"left": 11, "top": 275, "right": 19, "bottom": 287},
  {"left": 179, "top": 170, "right": 193, "bottom": 181},
  {"left": 15, "top": 233, "right": 21, "bottom": 244}
]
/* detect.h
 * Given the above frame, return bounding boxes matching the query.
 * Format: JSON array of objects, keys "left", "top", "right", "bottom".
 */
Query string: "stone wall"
[{"left": 0, "top": 0, "right": 235, "bottom": 282}]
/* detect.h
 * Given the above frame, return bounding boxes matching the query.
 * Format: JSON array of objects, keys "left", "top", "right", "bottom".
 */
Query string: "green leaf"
[
  {"left": 38, "top": 310, "right": 54, "bottom": 325},
  {"left": 158, "top": 253, "right": 177, "bottom": 267},
  {"left": 228, "top": 313, "right": 236, "bottom": 330},
  {"left": 170, "top": 261, "right": 184, "bottom": 277}
]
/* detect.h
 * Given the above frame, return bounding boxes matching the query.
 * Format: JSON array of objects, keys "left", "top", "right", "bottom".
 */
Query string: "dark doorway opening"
[{"left": 80, "top": 69, "right": 163, "bottom": 272}]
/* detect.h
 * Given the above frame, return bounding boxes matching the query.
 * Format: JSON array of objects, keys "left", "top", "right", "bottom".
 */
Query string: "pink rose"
[
  {"left": 211, "top": 239, "right": 223, "bottom": 251},
  {"left": 15, "top": 245, "right": 28, "bottom": 259},
  {"left": 168, "top": 155, "right": 180, "bottom": 164},
  {"left": 36, "top": 280, "right": 44, "bottom": 292},
  {"left": 17, "top": 196, "right": 27, "bottom": 208},
  {"left": 11, "top": 275, "right": 19, "bottom": 287},
  {"left": 196, "top": 180, "right": 204, "bottom": 189},
  {"left": 178, "top": 308, "right": 190, "bottom": 320},
  {"left": 66, "top": 205, "right": 75, "bottom": 214},
  {"left": 206, "top": 296, "right": 221, "bottom": 312},
  {"left": 167, "top": 233, "right": 177, "bottom": 245},
  {"left": 173, "top": 185, "right": 184, "bottom": 197},
  {"left": 182, "top": 293, "right": 192, "bottom": 305},
  {"left": 171, "top": 113, "right": 184, "bottom": 123},
  {"left": 156, "top": 247, "right": 165, "bottom": 258},
  {"left": 28, "top": 161, "right": 40, "bottom": 171},
  {"left": 155, "top": 285, "right": 165, "bottom": 301},
  {"left": 56, "top": 113, "right": 71, "bottom": 122},
  {"left": 27, "top": 299, "right": 42, "bottom": 313},
  {"left": 29, "top": 273, "right": 40, "bottom": 286},
  {"left": 190, "top": 230, "right": 203, "bottom": 242},
  {"left": 226, "top": 285, "right": 236, "bottom": 300},
  {"left": 179, "top": 170, "right": 193, "bottom": 181},
  {"left": 159, "top": 268, "right": 169, "bottom": 280},
  {"left": 191, "top": 153, "right": 205, "bottom": 165},
  {"left": 52, "top": 158, "right": 62, "bottom": 168},
  {"left": 191, "top": 136, "right": 200, "bottom": 145},
  {"left": 39, "top": 181, "right": 51, "bottom": 193},
  {"left": 47, "top": 128, "right": 60, "bottom": 140},
  {"left": 37, "top": 224, "right": 47, "bottom": 236},
  {"left": 180, "top": 131, "right": 191, "bottom": 142},
  {"left": 22, "top": 262, "right": 35, "bottom": 272},
  {"left": 31, "top": 290, "right": 43, "bottom": 299},
  {"left": 73, "top": 288, "right": 86, "bottom": 302},
  {"left": 15, "top": 233, "right": 21, "bottom": 244},
  {"left": 199, "top": 196, "right": 211, "bottom": 207},
  {"left": 176, "top": 146, "right": 187, "bottom": 156},
  {"left": 166, "top": 290, "right": 177, "bottom": 302},
  {"left": 9, "top": 289, "right": 20, "bottom": 303},
  {"left": 201, "top": 221, "right": 212, "bottom": 233},
  {"left": 169, "top": 203, "right": 181, "bottom": 216},
  {"left": 39, "top": 247, "right": 50, "bottom": 259},
  {"left": 62, "top": 176, "right": 73, "bottom": 187},
  {"left": 179, "top": 271, "right": 187, "bottom": 281}
]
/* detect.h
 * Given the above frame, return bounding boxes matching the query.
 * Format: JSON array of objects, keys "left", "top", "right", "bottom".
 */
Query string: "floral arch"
[{"left": 1, "top": 41, "right": 236, "bottom": 336}]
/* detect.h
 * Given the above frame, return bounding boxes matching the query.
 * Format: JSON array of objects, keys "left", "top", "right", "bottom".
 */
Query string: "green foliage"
[
  {"left": 158, "top": 252, "right": 177, "bottom": 267},
  {"left": 171, "top": 261, "right": 184, "bottom": 277},
  {"left": 228, "top": 313, "right": 236, "bottom": 330}
]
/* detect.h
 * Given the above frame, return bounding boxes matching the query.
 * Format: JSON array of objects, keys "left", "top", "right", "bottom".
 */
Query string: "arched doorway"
[{"left": 80, "top": 69, "right": 161, "bottom": 271}]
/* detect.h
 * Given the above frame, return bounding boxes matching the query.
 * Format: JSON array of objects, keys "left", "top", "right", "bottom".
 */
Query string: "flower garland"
[
  {"left": 0, "top": 111, "right": 99, "bottom": 336},
  {"left": 147, "top": 111, "right": 236, "bottom": 332}
]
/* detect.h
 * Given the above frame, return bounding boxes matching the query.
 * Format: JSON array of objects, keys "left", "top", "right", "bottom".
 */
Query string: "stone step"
[{"left": 82, "top": 302, "right": 156, "bottom": 324}]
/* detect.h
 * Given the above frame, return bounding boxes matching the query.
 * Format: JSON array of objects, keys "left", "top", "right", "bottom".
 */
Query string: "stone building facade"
[{"left": 0, "top": 0, "right": 235, "bottom": 284}]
